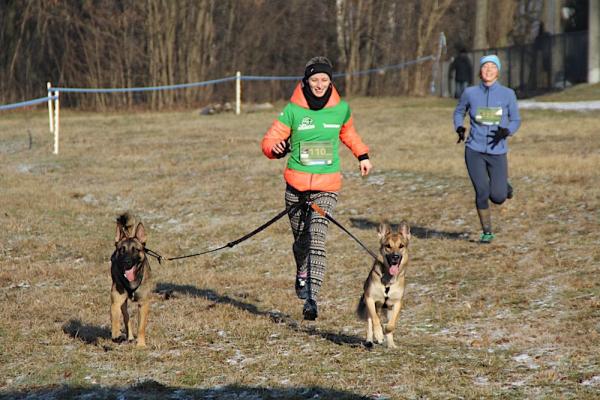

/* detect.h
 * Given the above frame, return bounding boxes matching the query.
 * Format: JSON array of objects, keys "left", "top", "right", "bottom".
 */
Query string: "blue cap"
[{"left": 479, "top": 55, "right": 501, "bottom": 72}]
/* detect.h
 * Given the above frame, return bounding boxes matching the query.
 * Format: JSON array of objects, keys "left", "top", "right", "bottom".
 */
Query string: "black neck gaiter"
[{"left": 301, "top": 78, "right": 333, "bottom": 111}]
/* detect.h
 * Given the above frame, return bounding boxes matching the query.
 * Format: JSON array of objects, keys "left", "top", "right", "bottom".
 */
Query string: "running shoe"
[
  {"left": 479, "top": 232, "right": 495, "bottom": 244},
  {"left": 303, "top": 299, "right": 318, "bottom": 320}
]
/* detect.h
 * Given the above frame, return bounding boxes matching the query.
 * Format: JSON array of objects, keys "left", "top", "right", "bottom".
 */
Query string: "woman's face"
[
  {"left": 480, "top": 62, "right": 499, "bottom": 85},
  {"left": 308, "top": 72, "right": 331, "bottom": 97}
]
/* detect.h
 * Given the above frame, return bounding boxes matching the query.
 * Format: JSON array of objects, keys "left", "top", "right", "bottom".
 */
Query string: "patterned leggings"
[{"left": 285, "top": 184, "right": 338, "bottom": 300}]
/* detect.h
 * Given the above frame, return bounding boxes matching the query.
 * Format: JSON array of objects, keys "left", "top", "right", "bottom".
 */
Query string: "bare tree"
[
  {"left": 473, "top": 0, "right": 489, "bottom": 49},
  {"left": 0, "top": 0, "right": 477, "bottom": 108},
  {"left": 488, "top": 1, "right": 519, "bottom": 48}
]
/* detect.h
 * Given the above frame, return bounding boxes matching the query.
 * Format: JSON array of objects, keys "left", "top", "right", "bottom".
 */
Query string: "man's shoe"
[
  {"left": 303, "top": 299, "right": 318, "bottom": 321},
  {"left": 507, "top": 182, "right": 513, "bottom": 199},
  {"left": 479, "top": 232, "right": 495, "bottom": 244},
  {"left": 295, "top": 276, "right": 308, "bottom": 300}
]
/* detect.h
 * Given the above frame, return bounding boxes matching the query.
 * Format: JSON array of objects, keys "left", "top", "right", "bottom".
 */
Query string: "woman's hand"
[
  {"left": 271, "top": 140, "right": 289, "bottom": 158},
  {"left": 359, "top": 159, "right": 372, "bottom": 176}
]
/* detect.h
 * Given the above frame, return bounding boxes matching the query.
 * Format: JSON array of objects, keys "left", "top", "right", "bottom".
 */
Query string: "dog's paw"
[
  {"left": 385, "top": 331, "right": 397, "bottom": 349},
  {"left": 374, "top": 328, "right": 384, "bottom": 344},
  {"left": 363, "top": 341, "right": 374, "bottom": 349},
  {"left": 111, "top": 335, "right": 127, "bottom": 344}
]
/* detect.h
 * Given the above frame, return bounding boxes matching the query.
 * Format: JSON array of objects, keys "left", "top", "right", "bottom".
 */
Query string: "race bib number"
[
  {"left": 300, "top": 141, "right": 333, "bottom": 166},
  {"left": 475, "top": 107, "right": 502, "bottom": 125}
]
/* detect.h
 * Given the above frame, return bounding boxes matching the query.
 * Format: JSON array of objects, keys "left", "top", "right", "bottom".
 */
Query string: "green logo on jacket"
[{"left": 298, "top": 117, "right": 315, "bottom": 131}]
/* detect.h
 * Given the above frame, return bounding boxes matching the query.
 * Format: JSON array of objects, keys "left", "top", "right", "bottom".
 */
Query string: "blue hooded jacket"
[{"left": 453, "top": 81, "right": 521, "bottom": 155}]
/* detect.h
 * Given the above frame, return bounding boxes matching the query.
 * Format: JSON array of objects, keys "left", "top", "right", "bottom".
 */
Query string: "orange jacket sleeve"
[
  {"left": 261, "top": 120, "right": 292, "bottom": 159},
  {"left": 339, "top": 116, "right": 369, "bottom": 158}
]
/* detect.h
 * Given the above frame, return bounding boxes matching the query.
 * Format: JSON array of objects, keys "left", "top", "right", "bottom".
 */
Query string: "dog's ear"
[
  {"left": 134, "top": 222, "right": 147, "bottom": 245},
  {"left": 115, "top": 225, "right": 127, "bottom": 244},
  {"left": 115, "top": 213, "right": 132, "bottom": 243},
  {"left": 377, "top": 223, "right": 391, "bottom": 240},
  {"left": 398, "top": 221, "right": 411, "bottom": 241}
]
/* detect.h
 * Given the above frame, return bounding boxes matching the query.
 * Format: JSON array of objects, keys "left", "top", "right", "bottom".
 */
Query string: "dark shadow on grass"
[
  {"left": 156, "top": 282, "right": 365, "bottom": 348},
  {"left": 1, "top": 381, "right": 368, "bottom": 400},
  {"left": 349, "top": 217, "right": 467, "bottom": 240},
  {"left": 62, "top": 319, "right": 111, "bottom": 345}
]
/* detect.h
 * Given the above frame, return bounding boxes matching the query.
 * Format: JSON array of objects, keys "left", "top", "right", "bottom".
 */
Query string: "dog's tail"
[{"left": 356, "top": 294, "right": 368, "bottom": 320}]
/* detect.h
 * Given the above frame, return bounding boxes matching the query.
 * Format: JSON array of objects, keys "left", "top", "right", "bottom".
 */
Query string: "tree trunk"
[{"left": 473, "top": 0, "right": 488, "bottom": 49}]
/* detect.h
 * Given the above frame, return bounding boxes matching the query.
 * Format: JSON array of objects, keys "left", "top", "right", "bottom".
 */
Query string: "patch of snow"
[
  {"left": 519, "top": 100, "right": 600, "bottom": 111},
  {"left": 581, "top": 375, "right": 600, "bottom": 386},
  {"left": 474, "top": 376, "right": 489, "bottom": 385},
  {"left": 512, "top": 353, "right": 539, "bottom": 369},
  {"left": 82, "top": 194, "right": 98, "bottom": 205}
]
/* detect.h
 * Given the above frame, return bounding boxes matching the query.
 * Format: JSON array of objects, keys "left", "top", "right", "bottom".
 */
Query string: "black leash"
[
  {"left": 163, "top": 203, "right": 300, "bottom": 261},
  {"left": 144, "top": 247, "right": 164, "bottom": 264},
  {"left": 308, "top": 202, "right": 381, "bottom": 262},
  {"left": 143, "top": 201, "right": 380, "bottom": 264}
]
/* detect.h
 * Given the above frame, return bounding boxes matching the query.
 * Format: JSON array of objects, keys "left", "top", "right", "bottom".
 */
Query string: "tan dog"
[
  {"left": 357, "top": 222, "right": 411, "bottom": 348},
  {"left": 110, "top": 213, "right": 153, "bottom": 347}
]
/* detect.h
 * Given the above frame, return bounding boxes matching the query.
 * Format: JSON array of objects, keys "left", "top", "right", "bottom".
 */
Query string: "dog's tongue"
[
  {"left": 389, "top": 264, "right": 400, "bottom": 276},
  {"left": 124, "top": 267, "right": 136, "bottom": 282}
]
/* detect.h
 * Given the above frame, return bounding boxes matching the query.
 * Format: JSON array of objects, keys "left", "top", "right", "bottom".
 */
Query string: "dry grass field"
[
  {"left": 1, "top": 95, "right": 599, "bottom": 399},
  {"left": 534, "top": 82, "right": 600, "bottom": 102}
]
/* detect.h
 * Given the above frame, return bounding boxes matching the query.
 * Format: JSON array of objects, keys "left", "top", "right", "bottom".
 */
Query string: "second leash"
[{"left": 308, "top": 202, "right": 381, "bottom": 263}]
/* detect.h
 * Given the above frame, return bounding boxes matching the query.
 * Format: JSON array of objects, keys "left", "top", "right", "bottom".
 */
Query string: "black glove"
[
  {"left": 273, "top": 139, "right": 290, "bottom": 159},
  {"left": 487, "top": 127, "right": 510, "bottom": 149},
  {"left": 456, "top": 126, "right": 466, "bottom": 143}
]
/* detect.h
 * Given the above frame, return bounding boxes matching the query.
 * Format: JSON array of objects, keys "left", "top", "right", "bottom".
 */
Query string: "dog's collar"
[{"left": 382, "top": 274, "right": 396, "bottom": 287}]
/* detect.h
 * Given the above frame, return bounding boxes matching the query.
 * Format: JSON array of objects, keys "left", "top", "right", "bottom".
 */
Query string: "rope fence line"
[
  {"left": 0, "top": 95, "right": 57, "bottom": 111},
  {"left": 335, "top": 56, "right": 436, "bottom": 78},
  {"left": 1, "top": 55, "right": 435, "bottom": 111},
  {"left": 53, "top": 76, "right": 238, "bottom": 93},
  {"left": 0, "top": 53, "right": 437, "bottom": 155},
  {"left": 236, "top": 56, "right": 436, "bottom": 81},
  {"left": 46, "top": 55, "right": 436, "bottom": 94}
]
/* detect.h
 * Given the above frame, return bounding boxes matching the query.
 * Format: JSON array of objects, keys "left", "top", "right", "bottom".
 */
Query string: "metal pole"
[
  {"left": 47, "top": 82, "right": 54, "bottom": 134},
  {"left": 589, "top": 0, "right": 599, "bottom": 83},
  {"left": 235, "top": 71, "right": 241, "bottom": 115},
  {"left": 430, "top": 32, "right": 446, "bottom": 95},
  {"left": 53, "top": 91, "right": 60, "bottom": 155}
]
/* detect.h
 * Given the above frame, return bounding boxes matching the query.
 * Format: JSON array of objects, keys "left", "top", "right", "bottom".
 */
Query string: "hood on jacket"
[{"left": 290, "top": 83, "right": 341, "bottom": 110}]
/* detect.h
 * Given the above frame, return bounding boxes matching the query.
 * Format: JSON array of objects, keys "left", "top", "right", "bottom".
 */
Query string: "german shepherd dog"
[
  {"left": 110, "top": 213, "right": 153, "bottom": 347},
  {"left": 357, "top": 222, "right": 411, "bottom": 348}
]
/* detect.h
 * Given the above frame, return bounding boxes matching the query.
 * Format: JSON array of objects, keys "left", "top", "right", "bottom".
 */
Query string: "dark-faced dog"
[
  {"left": 110, "top": 213, "right": 153, "bottom": 347},
  {"left": 357, "top": 222, "right": 411, "bottom": 348}
]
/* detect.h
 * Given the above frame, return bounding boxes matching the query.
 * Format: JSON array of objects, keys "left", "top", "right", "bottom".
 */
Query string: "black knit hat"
[{"left": 304, "top": 57, "right": 333, "bottom": 80}]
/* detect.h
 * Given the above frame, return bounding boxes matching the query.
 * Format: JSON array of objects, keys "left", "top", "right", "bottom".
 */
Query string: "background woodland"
[{"left": 1, "top": 0, "right": 545, "bottom": 108}]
